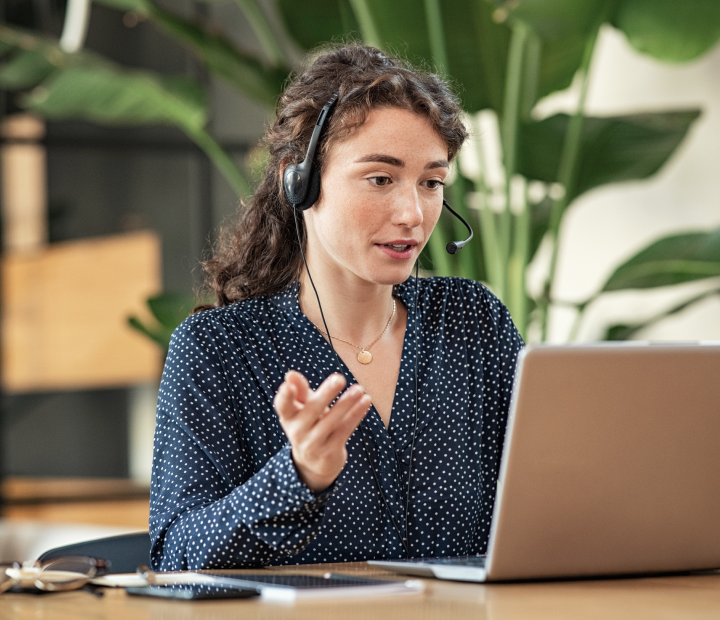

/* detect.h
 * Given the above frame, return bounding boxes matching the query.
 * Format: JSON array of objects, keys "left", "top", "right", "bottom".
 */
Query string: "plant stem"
[
  {"left": 427, "top": 215, "right": 453, "bottom": 276},
  {"left": 421, "top": 0, "right": 458, "bottom": 277},
  {"left": 567, "top": 294, "right": 599, "bottom": 341},
  {"left": 348, "top": 0, "right": 383, "bottom": 49},
  {"left": 507, "top": 28, "right": 539, "bottom": 339},
  {"left": 539, "top": 25, "right": 600, "bottom": 341},
  {"left": 424, "top": 0, "right": 448, "bottom": 71},
  {"left": 508, "top": 179, "right": 530, "bottom": 339},
  {"left": 185, "top": 125, "right": 252, "bottom": 198},
  {"left": 232, "top": 0, "right": 288, "bottom": 67},
  {"left": 499, "top": 20, "right": 529, "bottom": 300},
  {"left": 450, "top": 170, "right": 478, "bottom": 281},
  {"left": 471, "top": 114, "right": 503, "bottom": 294}
]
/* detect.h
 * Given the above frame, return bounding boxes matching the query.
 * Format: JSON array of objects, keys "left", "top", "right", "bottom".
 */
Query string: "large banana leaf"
[
  {"left": 93, "top": 0, "right": 288, "bottom": 108},
  {"left": 601, "top": 227, "right": 720, "bottom": 291},
  {"left": 0, "top": 25, "right": 251, "bottom": 196},
  {"left": 490, "top": 0, "right": 609, "bottom": 39},
  {"left": 274, "top": 0, "right": 357, "bottom": 50},
  {"left": 517, "top": 110, "right": 701, "bottom": 203},
  {"left": 277, "top": 0, "right": 508, "bottom": 112},
  {"left": 276, "top": 0, "right": 587, "bottom": 114},
  {"left": 0, "top": 48, "right": 56, "bottom": 89},
  {"left": 128, "top": 293, "right": 198, "bottom": 351},
  {"left": 491, "top": 0, "right": 720, "bottom": 65},
  {"left": 92, "top": 0, "right": 147, "bottom": 10},
  {"left": 23, "top": 64, "right": 207, "bottom": 129},
  {"left": 278, "top": 0, "right": 605, "bottom": 113},
  {"left": 0, "top": 25, "right": 205, "bottom": 128},
  {"left": 613, "top": 0, "right": 720, "bottom": 63},
  {"left": 602, "top": 285, "right": 720, "bottom": 340},
  {"left": 487, "top": 0, "right": 611, "bottom": 102}
]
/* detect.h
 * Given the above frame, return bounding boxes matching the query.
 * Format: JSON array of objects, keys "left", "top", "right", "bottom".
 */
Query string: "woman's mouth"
[
  {"left": 385, "top": 244, "right": 411, "bottom": 251},
  {"left": 377, "top": 242, "right": 416, "bottom": 259}
]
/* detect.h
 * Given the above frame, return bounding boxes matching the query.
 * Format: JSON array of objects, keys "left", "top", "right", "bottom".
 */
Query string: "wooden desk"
[
  {"left": 5, "top": 563, "right": 720, "bottom": 619},
  {"left": 1, "top": 477, "right": 150, "bottom": 528}
]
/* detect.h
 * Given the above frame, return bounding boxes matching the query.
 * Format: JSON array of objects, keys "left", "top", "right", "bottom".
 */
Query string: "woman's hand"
[{"left": 273, "top": 370, "right": 371, "bottom": 492}]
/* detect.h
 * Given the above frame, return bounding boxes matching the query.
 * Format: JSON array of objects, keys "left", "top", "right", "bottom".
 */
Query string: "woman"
[{"left": 150, "top": 44, "right": 523, "bottom": 571}]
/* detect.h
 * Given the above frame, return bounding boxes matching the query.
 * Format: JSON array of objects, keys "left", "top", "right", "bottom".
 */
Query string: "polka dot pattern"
[{"left": 150, "top": 276, "right": 523, "bottom": 571}]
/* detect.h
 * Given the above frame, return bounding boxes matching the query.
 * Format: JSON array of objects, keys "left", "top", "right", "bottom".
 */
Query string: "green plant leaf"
[
  {"left": 490, "top": 0, "right": 608, "bottom": 39},
  {"left": 529, "top": 195, "right": 552, "bottom": 261},
  {"left": 518, "top": 110, "right": 701, "bottom": 202},
  {"left": 276, "top": 0, "right": 359, "bottom": 50},
  {"left": 441, "top": 0, "right": 510, "bottom": 112},
  {"left": 127, "top": 316, "right": 172, "bottom": 349},
  {"left": 96, "top": 0, "right": 288, "bottom": 107},
  {"left": 0, "top": 49, "right": 56, "bottom": 89},
  {"left": 357, "top": 0, "right": 513, "bottom": 113},
  {"left": 613, "top": 0, "right": 720, "bottom": 63},
  {"left": 92, "top": 0, "right": 151, "bottom": 11},
  {"left": 0, "top": 25, "right": 251, "bottom": 197},
  {"left": 602, "top": 227, "right": 720, "bottom": 291},
  {"left": 277, "top": 0, "right": 512, "bottom": 113},
  {"left": 602, "top": 323, "right": 641, "bottom": 341},
  {"left": 535, "top": 33, "right": 587, "bottom": 99},
  {"left": 488, "top": 0, "right": 612, "bottom": 102},
  {"left": 128, "top": 292, "right": 213, "bottom": 352},
  {"left": 146, "top": 293, "right": 198, "bottom": 329},
  {"left": 22, "top": 63, "right": 207, "bottom": 129},
  {"left": 145, "top": 2, "right": 288, "bottom": 108},
  {"left": 602, "top": 285, "right": 720, "bottom": 340},
  {"left": 1, "top": 25, "right": 208, "bottom": 129}
]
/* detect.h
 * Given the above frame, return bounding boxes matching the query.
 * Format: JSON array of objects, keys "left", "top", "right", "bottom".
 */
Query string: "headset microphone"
[{"left": 442, "top": 199, "right": 474, "bottom": 254}]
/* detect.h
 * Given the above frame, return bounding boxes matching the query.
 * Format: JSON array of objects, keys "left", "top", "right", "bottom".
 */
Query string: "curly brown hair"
[{"left": 198, "top": 43, "right": 468, "bottom": 309}]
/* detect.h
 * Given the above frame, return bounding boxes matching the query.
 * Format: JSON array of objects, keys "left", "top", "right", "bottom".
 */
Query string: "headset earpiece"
[
  {"left": 283, "top": 162, "right": 321, "bottom": 211},
  {"left": 282, "top": 92, "right": 339, "bottom": 210}
]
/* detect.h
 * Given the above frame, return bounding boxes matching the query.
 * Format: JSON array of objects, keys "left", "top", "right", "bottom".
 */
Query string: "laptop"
[{"left": 370, "top": 343, "right": 720, "bottom": 582}]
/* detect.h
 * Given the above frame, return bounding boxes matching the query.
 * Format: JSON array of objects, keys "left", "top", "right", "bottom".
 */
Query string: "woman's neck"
[{"left": 298, "top": 266, "right": 397, "bottom": 348}]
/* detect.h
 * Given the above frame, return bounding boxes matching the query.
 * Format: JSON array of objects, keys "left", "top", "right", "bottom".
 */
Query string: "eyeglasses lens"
[
  {"left": 0, "top": 563, "right": 21, "bottom": 593},
  {"left": 36, "top": 557, "right": 105, "bottom": 591}
]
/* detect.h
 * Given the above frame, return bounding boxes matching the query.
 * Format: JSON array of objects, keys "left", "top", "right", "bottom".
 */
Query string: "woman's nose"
[{"left": 392, "top": 186, "right": 424, "bottom": 228}]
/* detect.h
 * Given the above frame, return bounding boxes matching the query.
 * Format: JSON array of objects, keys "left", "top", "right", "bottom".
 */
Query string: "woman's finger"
[
  {"left": 291, "top": 373, "right": 347, "bottom": 429},
  {"left": 306, "top": 384, "right": 367, "bottom": 442},
  {"left": 285, "top": 370, "right": 310, "bottom": 404},
  {"left": 326, "top": 393, "right": 372, "bottom": 444},
  {"left": 273, "top": 382, "right": 302, "bottom": 420}
]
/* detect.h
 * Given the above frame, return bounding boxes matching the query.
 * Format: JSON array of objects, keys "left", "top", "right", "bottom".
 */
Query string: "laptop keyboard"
[{"left": 417, "top": 555, "right": 487, "bottom": 567}]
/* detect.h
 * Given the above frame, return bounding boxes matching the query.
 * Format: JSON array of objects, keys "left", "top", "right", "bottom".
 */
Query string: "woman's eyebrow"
[
  {"left": 425, "top": 159, "right": 449, "bottom": 170},
  {"left": 353, "top": 155, "right": 449, "bottom": 170},
  {"left": 354, "top": 153, "right": 404, "bottom": 167}
]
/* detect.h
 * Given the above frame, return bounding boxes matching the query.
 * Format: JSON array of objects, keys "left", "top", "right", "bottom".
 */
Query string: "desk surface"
[{"left": 5, "top": 562, "right": 720, "bottom": 620}]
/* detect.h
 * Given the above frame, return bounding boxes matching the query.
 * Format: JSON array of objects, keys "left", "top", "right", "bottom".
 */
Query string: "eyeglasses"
[{"left": 0, "top": 556, "right": 108, "bottom": 594}]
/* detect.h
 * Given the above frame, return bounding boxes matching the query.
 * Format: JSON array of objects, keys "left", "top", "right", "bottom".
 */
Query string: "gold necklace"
[{"left": 311, "top": 299, "right": 396, "bottom": 364}]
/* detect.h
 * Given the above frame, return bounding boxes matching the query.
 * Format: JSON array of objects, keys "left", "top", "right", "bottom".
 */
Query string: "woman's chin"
[{"left": 363, "top": 266, "right": 417, "bottom": 287}]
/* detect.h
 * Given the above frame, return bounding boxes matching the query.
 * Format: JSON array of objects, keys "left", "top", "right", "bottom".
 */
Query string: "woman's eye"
[
  {"left": 425, "top": 179, "right": 445, "bottom": 190},
  {"left": 369, "top": 176, "right": 391, "bottom": 186}
]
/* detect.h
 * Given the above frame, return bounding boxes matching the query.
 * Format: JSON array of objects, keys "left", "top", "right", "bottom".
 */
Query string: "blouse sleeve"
[{"left": 149, "top": 314, "right": 333, "bottom": 571}]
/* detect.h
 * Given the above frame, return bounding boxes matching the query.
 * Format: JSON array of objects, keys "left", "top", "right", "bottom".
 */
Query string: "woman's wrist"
[{"left": 291, "top": 454, "right": 336, "bottom": 493}]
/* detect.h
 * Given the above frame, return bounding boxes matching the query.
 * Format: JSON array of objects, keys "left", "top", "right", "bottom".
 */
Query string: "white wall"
[{"left": 538, "top": 26, "right": 720, "bottom": 342}]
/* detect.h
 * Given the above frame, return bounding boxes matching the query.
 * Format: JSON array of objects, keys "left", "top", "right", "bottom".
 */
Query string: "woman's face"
[{"left": 304, "top": 106, "right": 449, "bottom": 287}]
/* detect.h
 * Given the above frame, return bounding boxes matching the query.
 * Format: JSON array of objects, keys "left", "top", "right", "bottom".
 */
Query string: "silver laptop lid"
[{"left": 486, "top": 343, "right": 720, "bottom": 581}]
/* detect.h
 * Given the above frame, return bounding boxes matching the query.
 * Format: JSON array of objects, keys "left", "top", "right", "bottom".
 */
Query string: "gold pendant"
[{"left": 357, "top": 350, "right": 372, "bottom": 364}]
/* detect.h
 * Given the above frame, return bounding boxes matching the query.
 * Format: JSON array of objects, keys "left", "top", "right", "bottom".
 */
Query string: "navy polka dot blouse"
[{"left": 150, "top": 276, "right": 523, "bottom": 571}]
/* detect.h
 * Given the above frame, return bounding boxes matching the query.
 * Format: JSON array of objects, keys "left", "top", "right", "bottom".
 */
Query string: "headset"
[{"left": 282, "top": 91, "right": 473, "bottom": 558}]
